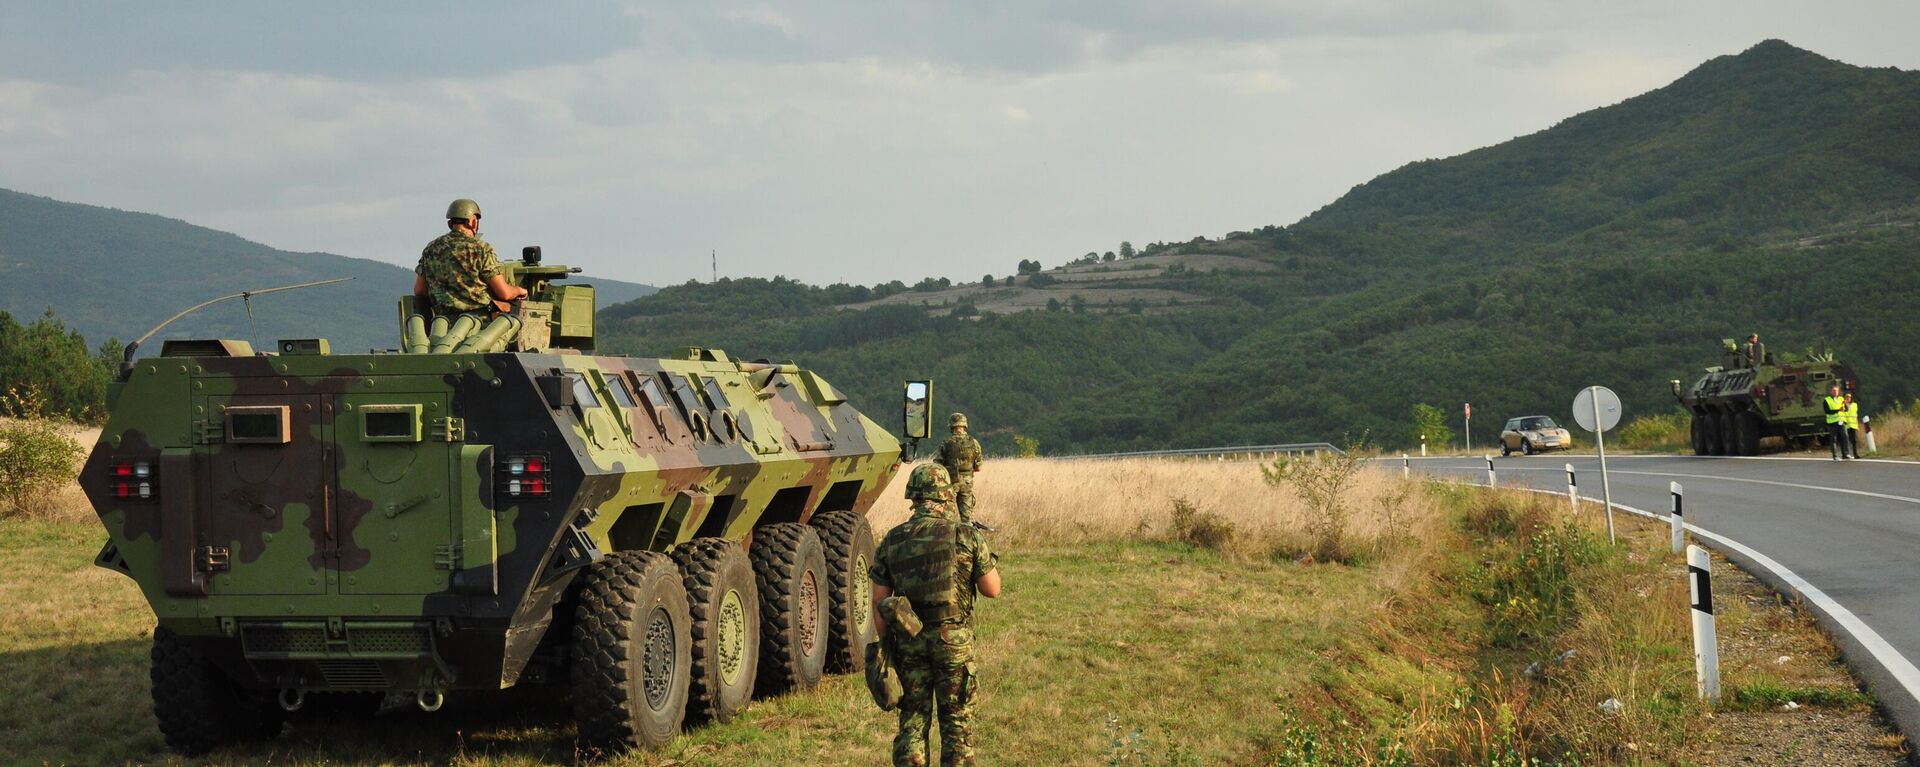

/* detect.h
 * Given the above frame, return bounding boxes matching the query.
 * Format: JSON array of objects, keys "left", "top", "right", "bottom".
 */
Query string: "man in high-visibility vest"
[
  {"left": 1824, "top": 384, "right": 1853, "bottom": 461},
  {"left": 1844, "top": 393, "right": 1863, "bottom": 460}
]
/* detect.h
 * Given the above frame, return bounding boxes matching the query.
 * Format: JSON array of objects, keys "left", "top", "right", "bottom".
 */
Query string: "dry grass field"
[{"left": 0, "top": 454, "right": 1905, "bottom": 766}]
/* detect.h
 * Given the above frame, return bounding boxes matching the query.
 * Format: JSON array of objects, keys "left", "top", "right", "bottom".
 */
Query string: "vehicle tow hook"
[
  {"left": 416, "top": 689, "right": 445, "bottom": 713},
  {"left": 278, "top": 687, "right": 307, "bottom": 712}
]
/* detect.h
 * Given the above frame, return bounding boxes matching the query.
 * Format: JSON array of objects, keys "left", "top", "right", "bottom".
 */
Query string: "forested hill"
[
  {"left": 0, "top": 189, "right": 656, "bottom": 354},
  {"left": 598, "top": 40, "right": 1920, "bottom": 455}
]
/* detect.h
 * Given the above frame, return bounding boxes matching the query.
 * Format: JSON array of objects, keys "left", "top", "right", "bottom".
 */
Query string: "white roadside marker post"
[
  {"left": 1866, "top": 415, "right": 1877, "bottom": 454},
  {"left": 1421, "top": 434, "right": 1428, "bottom": 457},
  {"left": 1566, "top": 463, "right": 1577, "bottom": 513},
  {"left": 1485, "top": 455, "right": 1495, "bottom": 487},
  {"left": 1670, "top": 482, "right": 1685, "bottom": 554},
  {"left": 1688, "top": 545, "right": 1721, "bottom": 702},
  {"left": 1402, "top": 453, "right": 1410, "bottom": 479}
]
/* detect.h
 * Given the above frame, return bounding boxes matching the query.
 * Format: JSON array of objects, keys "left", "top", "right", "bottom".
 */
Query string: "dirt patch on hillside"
[{"left": 841, "top": 252, "right": 1275, "bottom": 315}]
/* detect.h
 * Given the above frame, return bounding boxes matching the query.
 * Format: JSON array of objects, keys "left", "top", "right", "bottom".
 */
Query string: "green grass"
[{"left": 0, "top": 484, "right": 1873, "bottom": 765}]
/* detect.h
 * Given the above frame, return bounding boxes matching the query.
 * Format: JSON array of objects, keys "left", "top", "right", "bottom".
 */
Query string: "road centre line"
[
  {"left": 1402, "top": 454, "right": 1920, "bottom": 467},
  {"left": 1473, "top": 482, "right": 1920, "bottom": 716}
]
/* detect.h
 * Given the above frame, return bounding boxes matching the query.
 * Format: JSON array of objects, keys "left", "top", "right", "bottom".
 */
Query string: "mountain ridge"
[{"left": 0, "top": 187, "right": 657, "bottom": 353}]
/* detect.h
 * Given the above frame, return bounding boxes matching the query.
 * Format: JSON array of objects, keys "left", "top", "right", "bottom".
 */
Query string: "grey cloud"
[{"left": 0, "top": 1, "right": 641, "bottom": 83}]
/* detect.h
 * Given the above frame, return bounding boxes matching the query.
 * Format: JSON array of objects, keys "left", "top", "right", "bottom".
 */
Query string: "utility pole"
[{"left": 711, "top": 250, "right": 717, "bottom": 283}]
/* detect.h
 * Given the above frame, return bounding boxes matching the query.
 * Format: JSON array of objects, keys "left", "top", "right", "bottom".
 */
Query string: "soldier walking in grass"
[
  {"left": 870, "top": 464, "right": 1002, "bottom": 767},
  {"left": 935, "top": 413, "right": 985, "bottom": 524}
]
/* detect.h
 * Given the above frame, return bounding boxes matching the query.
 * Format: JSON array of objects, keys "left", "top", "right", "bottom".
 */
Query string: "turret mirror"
[{"left": 904, "top": 380, "right": 932, "bottom": 440}]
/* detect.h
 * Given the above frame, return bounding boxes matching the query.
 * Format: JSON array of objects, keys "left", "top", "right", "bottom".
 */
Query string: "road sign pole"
[
  {"left": 1593, "top": 387, "right": 1616, "bottom": 544},
  {"left": 1464, "top": 403, "right": 1471, "bottom": 453}
]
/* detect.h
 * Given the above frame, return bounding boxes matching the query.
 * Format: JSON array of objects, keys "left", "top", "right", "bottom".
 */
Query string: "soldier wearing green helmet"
[
  {"left": 413, "top": 197, "right": 528, "bottom": 315},
  {"left": 934, "top": 412, "right": 984, "bottom": 524},
  {"left": 869, "top": 463, "right": 1001, "bottom": 767}
]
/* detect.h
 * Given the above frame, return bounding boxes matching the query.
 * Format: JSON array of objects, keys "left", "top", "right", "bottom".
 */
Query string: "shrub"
[
  {"left": 1167, "top": 497, "right": 1235, "bottom": 552},
  {"left": 0, "top": 416, "right": 83, "bottom": 518},
  {"left": 1616, "top": 411, "right": 1690, "bottom": 450},
  {"left": 1262, "top": 443, "right": 1371, "bottom": 562}
]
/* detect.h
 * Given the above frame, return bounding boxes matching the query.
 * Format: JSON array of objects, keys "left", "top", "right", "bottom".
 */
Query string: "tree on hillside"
[
  {"left": 0, "top": 310, "right": 116, "bottom": 422},
  {"left": 1046, "top": 298, "right": 1062, "bottom": 312},
  {"left": 1004, "top": 276, "right": 1016, "bottom": 286},
  {"left": 1102, "top": 251, "right": 1116, "bottom": 262},
  {"left": 1410, "top": 404, "right": 1454, "bottom": 451},
  {"left": 1017, "top": 259, "right": 1042, "bottom": 275},
  {"left": 982, "top": 274, "right": 994, "bottom": 286},
  {"left": 1027, "top": 273, "right": 1057, "bottom": 288},
  {"left": 1120, "top": 241, "right": 1136, "bottom": 258}
]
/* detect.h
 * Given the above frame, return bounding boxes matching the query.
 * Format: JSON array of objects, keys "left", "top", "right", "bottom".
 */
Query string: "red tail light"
[
  {"left": 498, "top": 453, "right": 552, "bottom": 499},
  {"left": 109, "top": 461, "right": 157, "bottom": 501}
]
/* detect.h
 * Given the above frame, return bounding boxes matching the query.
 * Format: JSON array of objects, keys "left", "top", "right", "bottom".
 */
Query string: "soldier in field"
[
  {"left": 870, "top": 464, "right": 1002, "bottom": 767},
  {"left": 935, "top": 413, "right": 984, "bottom": 524}
]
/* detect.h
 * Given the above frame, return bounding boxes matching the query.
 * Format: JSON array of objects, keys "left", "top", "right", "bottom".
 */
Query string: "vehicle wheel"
[
  {"left": 1689, "top": 416, "right": 1708, "bottom": 455},
  {"left": 1734, "top": 413, "right": 1763, "bottom": 456},
  {"left": 1718, "top": 413, "right": 1742, "bottom": 456},
  {"left": 670, "top": 538, "right": 759, "bottom": 726},
  {"left": 151, "top": 626, "right": 285, "bottom": 755},
  {"left": 1500, "top": 442, "right": 1511, "bottom": 457},
  {"left": 1522, "top": 439, "right": 1536, "bottom": 456},
  {"left": 749, "top": 523, "right": 830, "bottom": 696},
  {"left": 810, "top": 510, "right": 878, "bottom": 674},
  {"left": 1702, "top": 413, "right": 1724, "bottom": 455},
  {"left": 572, "top": 550, "right": 693, "bottom": 754}
]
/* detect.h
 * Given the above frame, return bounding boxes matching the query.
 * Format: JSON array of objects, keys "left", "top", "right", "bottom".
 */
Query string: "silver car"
[{"left": 1501, "top": 415, "right": 1572, "bottom": 456}]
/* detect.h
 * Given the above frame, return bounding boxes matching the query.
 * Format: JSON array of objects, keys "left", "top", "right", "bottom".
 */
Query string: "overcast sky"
[{"left": 2, "top": 2, "right": 1916, "bottom": 288}]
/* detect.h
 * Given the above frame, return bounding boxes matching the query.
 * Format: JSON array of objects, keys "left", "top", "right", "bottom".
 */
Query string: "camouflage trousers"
[
  {"left": 951, "top": 478, "right": 975, "bottom": 523},
  {"left": 892, "top": 625, "right": 978, "bottom": 767}
]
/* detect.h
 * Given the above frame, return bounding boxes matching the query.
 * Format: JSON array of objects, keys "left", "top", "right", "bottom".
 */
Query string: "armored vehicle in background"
[
  {"left": 81, "top": 246, "right": 904, "bottom": 755},
  {"left": 1670, "top": 338, "right": 1858, "bottom": 456}
]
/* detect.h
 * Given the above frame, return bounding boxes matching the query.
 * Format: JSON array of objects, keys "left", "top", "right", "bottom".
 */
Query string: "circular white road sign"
[{"left": 1573, "top": 385, "right": 1623, "bottom": 432}]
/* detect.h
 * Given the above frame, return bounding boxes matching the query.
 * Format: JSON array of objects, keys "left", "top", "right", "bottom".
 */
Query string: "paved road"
[{"left": 1407, "top": 452, "right": 1920, "bottom": 736}]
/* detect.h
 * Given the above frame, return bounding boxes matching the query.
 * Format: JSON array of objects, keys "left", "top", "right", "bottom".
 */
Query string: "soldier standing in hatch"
[
  {"left": 870, "top": 464, "right": 1002, "bottom": 767},
  {"left": 414, "top": 198, "right": 527, "bottom": 315},
  {"left": 935, "top": 413, "right": 984, "bottom": 524},
  {"left": 1744, "top": 333, "right": 1765, "bottom": 368}
]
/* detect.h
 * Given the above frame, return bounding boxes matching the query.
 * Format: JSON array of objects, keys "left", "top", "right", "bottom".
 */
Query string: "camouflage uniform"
[
  {"left": 870, "top": 467, "right": 997, "bottom": 767},
  {"left": 935, "top": 422, "right": 984, "bottom": 523},
  {"left": 416, "top": 231, "right": 501, "bottom": 314}
]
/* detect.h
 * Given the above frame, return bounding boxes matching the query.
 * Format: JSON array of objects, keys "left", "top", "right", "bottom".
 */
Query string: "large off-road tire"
[
  {"left": 1703, "top": 412, "right": 1725, "bottom": 456},
  {"left": 749, "top": 523, "right": 830, "bottom": 696},
  {"left": 1733, "top": 412, "right": 1763, "bottom": 456},
  {"left": 810, "top": 510, "right": 878, "bottom": 674},
  {"left": 670, "top": 538, "right": 760, "bottom": 725},
  {"left": 571, "top": 550, "right": 693, "bottom": 755},
  {"left": 1690, "top": 416, "right": 1708, "bottom": 455},
  {"left": 1725, "top": 415, "right": 1744, "bottom": 456},
  {"left": 151, "top": 626, "right": 285, "bottom": 755}
]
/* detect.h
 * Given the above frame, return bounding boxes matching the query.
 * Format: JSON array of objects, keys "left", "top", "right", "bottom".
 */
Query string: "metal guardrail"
[{"left": 1051, "top": 442, "right": 1345, "bottom": 461}]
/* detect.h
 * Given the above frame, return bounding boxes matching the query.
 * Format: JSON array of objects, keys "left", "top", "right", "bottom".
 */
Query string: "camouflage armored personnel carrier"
[
  {"left": 1670, "top": 338, "right": 1858, "bottom": 456},
  {"left": 80, "top": 247, "right": 912, "bottom": 755}
]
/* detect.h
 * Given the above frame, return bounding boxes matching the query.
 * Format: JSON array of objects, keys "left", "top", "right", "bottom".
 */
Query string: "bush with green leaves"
[{"left": 0, "top": 416, "right": 83, "bottom": 518}]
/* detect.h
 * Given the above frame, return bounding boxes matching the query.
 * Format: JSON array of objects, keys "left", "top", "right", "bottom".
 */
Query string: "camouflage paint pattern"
[{"left": 81, "top": 257, "right": 902, "bottom": 697}]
